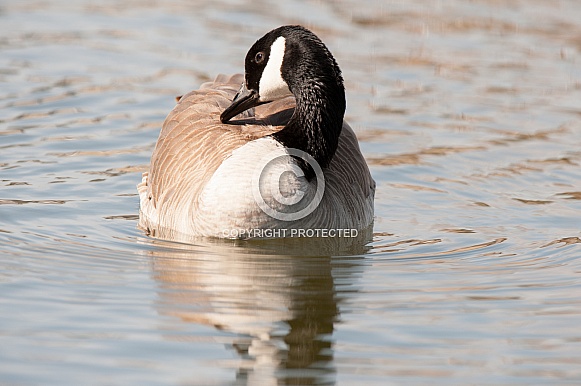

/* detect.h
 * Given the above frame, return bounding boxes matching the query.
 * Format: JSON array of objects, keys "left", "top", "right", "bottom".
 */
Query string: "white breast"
[{"left": 193, "top": 137, "right": 319, "bottom": 237}]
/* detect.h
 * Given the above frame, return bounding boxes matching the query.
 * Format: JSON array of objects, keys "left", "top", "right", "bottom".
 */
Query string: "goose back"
[{"left": 138, "top": 74, "right": 374, "bottom": 238}]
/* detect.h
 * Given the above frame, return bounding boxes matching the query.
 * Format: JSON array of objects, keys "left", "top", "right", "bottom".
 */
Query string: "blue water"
[{"left": 1, "top": 1, "right": 581, "bottom": 384}]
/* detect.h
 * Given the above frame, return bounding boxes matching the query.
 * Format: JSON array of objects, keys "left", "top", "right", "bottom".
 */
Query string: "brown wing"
[{"left": 143, "top": 74, "right": 294, "bottom": 224}]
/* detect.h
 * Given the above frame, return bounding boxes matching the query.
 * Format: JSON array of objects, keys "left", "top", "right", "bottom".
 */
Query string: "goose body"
[{"left": 138, "top": 26, "right": 375, "bottom": 239}]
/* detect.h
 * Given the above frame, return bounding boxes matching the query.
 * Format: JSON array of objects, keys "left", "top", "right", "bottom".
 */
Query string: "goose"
[{"left": 138, "top": 25, "right": 375, "bottom": 239}]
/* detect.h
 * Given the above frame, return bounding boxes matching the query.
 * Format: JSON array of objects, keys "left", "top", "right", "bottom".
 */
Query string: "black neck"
[{"left": 272, "top": 79, "right": 345, "bottom": 171}]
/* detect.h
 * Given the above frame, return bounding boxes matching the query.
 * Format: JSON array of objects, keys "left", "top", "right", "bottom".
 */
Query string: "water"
[{"left": 1, "top": 1, "right": 581, "bottom": 384}]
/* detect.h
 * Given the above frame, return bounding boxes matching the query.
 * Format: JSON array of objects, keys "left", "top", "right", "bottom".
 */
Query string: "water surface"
[{"left": 1, "top": 1, "right": 581, "bottom": 384}]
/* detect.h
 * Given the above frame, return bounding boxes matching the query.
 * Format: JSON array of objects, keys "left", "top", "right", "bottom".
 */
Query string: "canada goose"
[{"left": 138, "top": 25, "right": 375, "bottom": 239}]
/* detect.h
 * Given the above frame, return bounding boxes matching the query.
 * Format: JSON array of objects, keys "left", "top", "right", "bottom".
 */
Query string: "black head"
[{"left": 220, "top": 25, "right": 345, "bottom": 124}]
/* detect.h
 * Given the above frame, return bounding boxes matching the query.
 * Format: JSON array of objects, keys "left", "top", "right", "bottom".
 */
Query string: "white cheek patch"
[{"left": 259, "top": 36, "right": 292, "bottom": 102}]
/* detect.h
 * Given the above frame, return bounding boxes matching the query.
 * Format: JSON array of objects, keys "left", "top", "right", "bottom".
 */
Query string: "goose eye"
[{"left": 255, "top": 52, "right": 264, "bottom": 64}]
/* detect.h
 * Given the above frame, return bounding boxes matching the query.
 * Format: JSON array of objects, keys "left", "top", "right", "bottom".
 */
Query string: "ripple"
[{"left": 0, "top": 199, "right": 73, "bottom": 205}]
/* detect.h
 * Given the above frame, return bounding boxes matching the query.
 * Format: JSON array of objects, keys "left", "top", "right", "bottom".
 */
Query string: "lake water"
[{"left": 1, "top": 1, "right": 581, "bottom": 384}]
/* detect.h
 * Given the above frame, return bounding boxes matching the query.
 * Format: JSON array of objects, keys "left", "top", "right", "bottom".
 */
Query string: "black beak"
[{"left": 220, "top": 84, "right": 262, "bottom": 124}]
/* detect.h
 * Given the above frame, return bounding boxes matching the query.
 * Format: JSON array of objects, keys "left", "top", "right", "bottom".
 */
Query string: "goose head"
[{"left": 221, "top": 25, "right": 346, "bottom": 169}]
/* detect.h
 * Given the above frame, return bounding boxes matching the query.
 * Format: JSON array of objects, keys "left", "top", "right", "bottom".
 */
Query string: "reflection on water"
[{"left": 148, "top": 240, "right": 359, "bottom": 385}]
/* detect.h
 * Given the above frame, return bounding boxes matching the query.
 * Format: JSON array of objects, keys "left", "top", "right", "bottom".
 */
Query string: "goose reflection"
[{"left": 147, "top": 235, "right": 369, "bottom": 385}]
